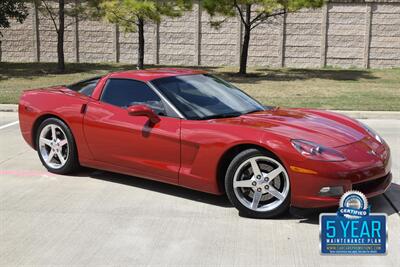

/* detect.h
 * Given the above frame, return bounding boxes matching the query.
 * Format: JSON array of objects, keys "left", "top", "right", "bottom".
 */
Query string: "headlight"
[
  {"left": 291, "top": 139, "right": 346, "bottom": 162},
  {"left": 359, "top": 122, "right": 384, "bottom": 144}
]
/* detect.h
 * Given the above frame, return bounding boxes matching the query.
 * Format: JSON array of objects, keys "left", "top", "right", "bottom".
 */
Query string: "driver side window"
[{"left": 101, "top": 78, "right": 165, "bottom": 115}]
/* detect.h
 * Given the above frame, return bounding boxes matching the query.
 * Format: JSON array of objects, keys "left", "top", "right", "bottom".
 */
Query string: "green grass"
[{"left": 1, "top": 62, "right": 399, "bottom": 111}]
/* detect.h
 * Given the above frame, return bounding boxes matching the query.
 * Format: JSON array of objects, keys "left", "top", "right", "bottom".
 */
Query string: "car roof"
[{"left": 108, "top": 68, "right": 207, "bottom": 82}]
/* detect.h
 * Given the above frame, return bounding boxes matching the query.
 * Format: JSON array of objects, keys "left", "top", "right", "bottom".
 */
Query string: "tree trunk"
[
  {"left": 137, "top": 17, "right": 144, "bottom": 70},
  {"left": 239, "top": 4, "right": 251, "bottom": 75},
  {"left": 57, "top": 0, "right": 65, "bottom": 72}
]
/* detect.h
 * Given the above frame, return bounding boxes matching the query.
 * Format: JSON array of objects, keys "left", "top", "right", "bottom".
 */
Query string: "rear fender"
[{"left": 18, "top": 89, "right": 93, "bottom": 162}]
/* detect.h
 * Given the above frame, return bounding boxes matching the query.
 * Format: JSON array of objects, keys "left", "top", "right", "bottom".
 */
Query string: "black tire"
[
  {"left": 36, "top": 117, "right": 80, "bottom": 174},
  {"left": 225, "top": 148, "right": 290, "bottom": 219}
]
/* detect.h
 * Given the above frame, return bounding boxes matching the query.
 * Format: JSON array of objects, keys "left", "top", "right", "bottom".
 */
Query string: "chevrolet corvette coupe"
[{"left": 19, "top": 68, "right": 392, "bottom": 218}]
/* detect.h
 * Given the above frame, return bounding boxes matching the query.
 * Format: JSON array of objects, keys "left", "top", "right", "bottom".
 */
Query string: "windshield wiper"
[{"left": 201, "top": 112, "right": 242, "bottom": 120}]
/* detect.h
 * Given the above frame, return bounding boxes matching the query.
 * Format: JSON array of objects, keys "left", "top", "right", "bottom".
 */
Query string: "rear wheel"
[
  {"left": 225, "top": 149, "right": 290, "bottom": 218},
  {"left": 36, "top": 118, "right": 80, "bottom": 174}
]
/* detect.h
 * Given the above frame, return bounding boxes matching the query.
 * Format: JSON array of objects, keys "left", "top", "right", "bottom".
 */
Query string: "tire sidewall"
[
  {"left": 225, "top": 148, "right": 291, "bottom": 219},
  {"left": 36, "top": 118, "right": 79, "bottom": 174}
]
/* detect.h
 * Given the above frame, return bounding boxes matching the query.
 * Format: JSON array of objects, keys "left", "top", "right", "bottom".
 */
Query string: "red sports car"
[{"left": 19, "top": 68, "right": 392, "bottom": 218}]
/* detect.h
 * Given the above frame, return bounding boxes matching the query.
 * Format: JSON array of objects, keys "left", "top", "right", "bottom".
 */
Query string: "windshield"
[{"left": 151, "top": 74, "right": 265, "bottom": 120}]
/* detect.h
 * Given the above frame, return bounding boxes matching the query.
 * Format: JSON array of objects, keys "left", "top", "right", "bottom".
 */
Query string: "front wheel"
[
  {"left": 225, "top": 149, "right": 290, "bottom": 219},
  {"left": 36, "top": 118, "right": 80, "bottom": 174}
]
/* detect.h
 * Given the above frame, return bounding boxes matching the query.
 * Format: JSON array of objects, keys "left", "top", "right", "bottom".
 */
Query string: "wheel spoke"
[
  {"left": 233, "top": 179, "right": 254, "bottom": 188},
  {"left": 40, "top": 137, "right": 52, "bottom": 147},
  {"left": 267, "top": 186, "right": 285, "bottom": 201},
  {"left": 56, "top": 151, "right": 66, "bottom": 165},
  {"left": 249, "top": 158, "right": 262, "bottom": 177},
  {"left": 51, "top": 125, "right": 56, "bottom": 140},
  {"left": 251, "top": 190, "right": 262, "bottom": 209},
  {"left": 47, "top": 150, "right": 55, "bottom": 163},
  {"left": 59, "top": 139, "right": 68, "bottom": 147},
  {"left": 265, "top": 166, "right": 284, "bottom": 181}
]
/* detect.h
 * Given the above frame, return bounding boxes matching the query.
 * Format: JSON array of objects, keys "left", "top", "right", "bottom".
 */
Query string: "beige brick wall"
[
  {"left": 370, "top": 3, "right": 400, "bottom": 67},
  {"left": 200, "top": 13, "right": 237, "bottom": 66},
  {"left": 159, "top": 9, "right": 195, "bottom": 65},
  {"left": 285, "top": 9, "right": 322, "bottom": 68},
  {"left": 1, "top": 1, "right": 399, "bottom": 69},
  {"left": 326, "top": 3, "right": 366, "bottom": 67},
  {"left": 78, "top": 20, "right": 114, "bottom": 63},
  {"left": 247, "top": 16, "right": 282, "bottom": 67},
  {"left": 1, "top": 11, "right": 34, "bottom": 62}
]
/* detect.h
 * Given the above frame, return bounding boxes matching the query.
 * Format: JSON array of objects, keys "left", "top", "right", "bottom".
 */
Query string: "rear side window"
[
  {"left": 100, "top": 79, "right": 165, "bottom": 114},
  {"left": 67, "top": 77, "right": 100, "bottom": 96}
]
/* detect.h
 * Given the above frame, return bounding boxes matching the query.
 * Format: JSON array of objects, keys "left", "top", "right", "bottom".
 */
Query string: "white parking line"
[{"left": 0, "top": 121, "right": 19, "bottom": 130}]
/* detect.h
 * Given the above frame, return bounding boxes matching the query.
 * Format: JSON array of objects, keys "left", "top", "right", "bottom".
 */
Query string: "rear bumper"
[{"left": 18, "top": 102, "right": 35, "bottom": 149}]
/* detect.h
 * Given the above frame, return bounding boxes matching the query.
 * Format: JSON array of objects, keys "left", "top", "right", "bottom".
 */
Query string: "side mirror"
[{"left": 127, "top": 105, "right": 160, "bottom": 124}]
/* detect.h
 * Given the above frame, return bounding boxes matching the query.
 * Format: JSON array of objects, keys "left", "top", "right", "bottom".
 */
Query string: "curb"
[
  {"left": 0, "top": 104, "right": 18, "bottom": 112},
  {"left": 332, "top": 110, "right": 400, "bottom": 120},
  {"left": 0, "top": 104, "right": 399, "bottom": 119}
]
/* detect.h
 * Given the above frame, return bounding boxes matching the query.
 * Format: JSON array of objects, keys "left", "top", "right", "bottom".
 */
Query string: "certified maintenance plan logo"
[{"left": 320, "top": 190, "right": 387, "bottom": 255}]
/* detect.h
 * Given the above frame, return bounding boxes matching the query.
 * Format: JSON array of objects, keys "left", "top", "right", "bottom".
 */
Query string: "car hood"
[{"left": 215, "top": 108, "right": 366, "bottom": 148}]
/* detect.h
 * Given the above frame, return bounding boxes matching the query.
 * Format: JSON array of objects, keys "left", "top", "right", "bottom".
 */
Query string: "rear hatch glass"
[{"left": 67, "top": 76, "right": 101, "bottom": 97}]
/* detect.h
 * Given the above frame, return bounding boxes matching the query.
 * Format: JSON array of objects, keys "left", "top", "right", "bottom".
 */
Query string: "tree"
[
  {"left": 35, "top": 0, "right": 71, "bottom": 72},
  {"left": 202, "top": 0, "right": 324, "bottom": 74},
  {"left": 95, "top": 0, "right": 192, "bottom": 69},
  {"left": 35, "top": 0, "right": 90, "bottom": 72},
  {"left": 0, "top": 0, "right": 28, "bottom": 36}
]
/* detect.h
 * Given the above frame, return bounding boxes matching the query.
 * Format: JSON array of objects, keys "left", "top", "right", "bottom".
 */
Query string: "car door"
[{"left": 83, "top": 78, "right": 181, "bottom": 183}]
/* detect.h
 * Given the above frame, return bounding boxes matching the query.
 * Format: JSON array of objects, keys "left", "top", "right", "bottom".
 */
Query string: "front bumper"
[
  {"left": 291, "top": 172, "right": 392, "bottom": 208},
  {"left": 290, "top": 139, "right": 392, "bottom": 209}
]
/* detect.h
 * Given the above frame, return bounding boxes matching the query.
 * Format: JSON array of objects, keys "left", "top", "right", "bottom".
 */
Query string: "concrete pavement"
[{"left": 0, "top": 111, "right": 399, "bottom": 266}]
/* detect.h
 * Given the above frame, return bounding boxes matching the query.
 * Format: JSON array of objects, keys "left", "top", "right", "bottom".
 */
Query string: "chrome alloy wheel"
[
  {"left": 233, "top": 156, "right": 290, "bottom": 212},
  {"left": 38, "top": 124, "right": 69, "bottom": 169}
]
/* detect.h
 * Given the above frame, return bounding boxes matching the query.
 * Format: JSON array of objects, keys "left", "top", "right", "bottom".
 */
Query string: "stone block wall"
[
  {"left": 247, "top": 16, "right": 282, "bottom": 67},
  {"left": 159, "top": 8, "right": 195, "bottom": 65},
  {"left": 0, "top": 9, "right": 34, "bottom": 62},
  {"left": 285, "top": 9, "right": 323, "bottom": 68},
  {"left": 200, "top": 13, "right": 238, "bottom": 66},
  {"left": 0, "top": 1, "right": 399, "bottom": 68},
  {"left": 370, "top": 3, "right": 400, "bottom": 67},
  {"left": 78, "top": 20, "right": 114, "bottom": 63},
  {"left": 326, "top": 3, "right": 366, "bottom": 67}
]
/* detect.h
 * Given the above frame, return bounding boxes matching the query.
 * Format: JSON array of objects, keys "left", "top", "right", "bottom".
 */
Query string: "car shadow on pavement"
[
  {"left": 74, "top": 169, "right": 399, "bottom": 222},
  {"left": 384, "top": 182, "right": 400, "bottom": 213},
  {"left": 75, "top": 168, "right": 232, "bottom": 208}
]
